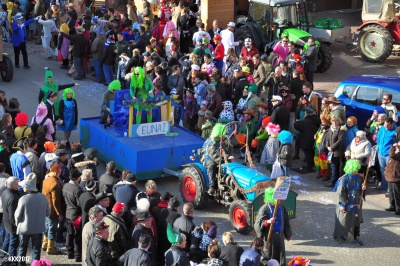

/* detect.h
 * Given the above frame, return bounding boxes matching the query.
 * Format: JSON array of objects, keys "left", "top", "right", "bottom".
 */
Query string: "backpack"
[{"left": 32, "top": 116, "right": 48, "bottom": 135}]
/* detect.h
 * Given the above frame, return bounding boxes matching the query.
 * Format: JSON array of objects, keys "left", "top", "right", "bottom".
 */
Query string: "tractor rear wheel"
[
  {"left": 1, "top": 56, "right": 13, "bottom": 82},
  {"left": 234, "top": 26, "right": 253, "bottom": 56},
  {"left": 267, "top": 53, "right": 278, "bottom": 67},
  {"left": 180, "top": 167, "right": 208, "bottom": 209},
  {"left": 358, "top": 24, "right": 393, "bottom": 63},
  {"left": 316, "top": 44, "right": 333, "bottom": 73},
  {"left": 229, "top": 200, "right": 252, "bottom": 234}
]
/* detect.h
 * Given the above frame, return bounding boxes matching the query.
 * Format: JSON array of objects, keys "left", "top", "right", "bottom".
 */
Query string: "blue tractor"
[{"left": 179, "top": 122, "right": 275, "bottom": 234}]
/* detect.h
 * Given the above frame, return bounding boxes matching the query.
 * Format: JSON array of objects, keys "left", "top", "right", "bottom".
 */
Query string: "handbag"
[
  {"left": 57, "top": 51, "right": 63, "bottom": 62},
  {"left": 327, "top": 152, "right": 333, "bottom": 163},
  {"left": 271, "top": 160, "right": 284, "bottom": 179},
  {"left": 317, "top": 132, "right": 328, "bottom": 155},
  {"left": 72, "top": 216, "right": 82, "bottom": 229}
]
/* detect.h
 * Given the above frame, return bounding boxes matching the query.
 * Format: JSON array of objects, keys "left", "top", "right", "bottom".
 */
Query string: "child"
[
  {"left": 238, "top": 109, "right": 257, "bottom": 158},
  {"left": 218, "top": 101, "right": 234, "bottom": 136},
  {"left": 0, "top": 4, "right": 11, "bottom": 42},
  {"left": 194, "top": 72, "right": 208, "bottom": 109},
  {"left": 255, "top": 117, "right": 271, "bottom": 155},
  {"left": 184, "top": 88, "right": 197, "bottom": 132},
  {"left": 260, "top": 122, "right": 280, "bottom": 170},
  {"left": 58, "top": 88, "right": 78, "bottom": 148},
  {"left": 277, "top": 130, "right": 293, "bottom": 176},
  {"left": 152, "top": 81, "right": 166, "bottom": 122},
  {"left": 197, "top": 100, "right": 208, "bottom": 135},
  {"left": 201, "top": 110, "right": 216, "bottom": 139},
  {"left": 117, "top": 53, "right": 130, "bottom": 89},
  {"left": 172, "top": 94, "right": 184, "bottom": 126}
]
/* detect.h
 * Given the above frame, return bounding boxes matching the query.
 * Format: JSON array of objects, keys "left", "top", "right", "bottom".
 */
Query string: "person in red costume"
[
  {"left": 158, "top": 0, "right": 172, "bottom": 41},
  {"left": 239, "top": 38, "right": 259, "bottom": 70},
  {"left": 213, "top": 35, "right": 224, "bottom": 72}
]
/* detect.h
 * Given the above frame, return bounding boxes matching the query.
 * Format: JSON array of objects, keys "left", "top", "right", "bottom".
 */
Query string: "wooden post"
[
  {"left": 200, "top": 0, "right": 235, "bottom": 31},
  {"left": 128, "top": 105, "right": 133, "bottom": 137}
]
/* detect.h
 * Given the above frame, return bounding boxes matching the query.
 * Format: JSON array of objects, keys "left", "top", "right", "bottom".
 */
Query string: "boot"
[
  {"left": 47, "top": 239, "right": 61, "bottom": 255},
  {"left": 42, "top": 236, "right": 48, "bottom": 251}
]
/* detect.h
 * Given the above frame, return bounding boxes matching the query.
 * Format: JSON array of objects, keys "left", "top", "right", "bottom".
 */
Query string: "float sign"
[
  {"left": 273, "top": 177, "right": 291, "bottom": 200},
  {"left": 131, "top": 121, "right": 171, "bottom": 137}
]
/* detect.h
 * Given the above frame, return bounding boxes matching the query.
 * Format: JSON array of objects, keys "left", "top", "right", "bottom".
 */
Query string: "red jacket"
[
  {"left": 158, "top": 6, "right": 172, "bottom": 25},
  {"left": 240, "top": 46, "right": 259, "bottom": 68},
  {"left": 213, "top": 43, "right": 224, "bottom": 60}
]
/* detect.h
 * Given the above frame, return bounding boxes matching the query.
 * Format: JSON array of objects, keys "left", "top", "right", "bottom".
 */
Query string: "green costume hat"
[
  {"left": 210, "top": 123, "right": 227, "bottom": 140},
  {"left": 41, "top": 68, "right": 60, "bottom": 116},
  {"left": 167, "top": 223, "right": 181, "bottom": 245},
  {"left": 344, "top": 159, "right": 361, "bottom": 175},
  {"left": 264, "top": 186, "right": 277, "bottom": 204},
  {"left": 108, "top": 80, "right": 121, "bottom": 91},
  {"left": 244, "top": 83, "right": 258, "bottom": 94}
]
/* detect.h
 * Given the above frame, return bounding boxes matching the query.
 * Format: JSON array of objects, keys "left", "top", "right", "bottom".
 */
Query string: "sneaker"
[
  {"left": 23, "top": 65, "right": 31, "bottom": 69},
  {"left": 60, "top": 65, "right": 69, "bottom": 69},
  {"left": 353, "top": 237, "right": 363, "bottom": 246}
]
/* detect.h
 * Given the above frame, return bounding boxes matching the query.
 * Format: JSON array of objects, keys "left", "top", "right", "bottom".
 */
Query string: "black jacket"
[
  {"left": 165, "top": 245, "right": 191, "bottom": 266},
  {"left": 99, "top": 171, "right": 120, "bottom": 194},
  {"left": 270, "top": 102, "right": 290, "bottom": 131},
  {"left": 45, "top": 100, "right": 56, "bottom": 123},
  {"left": 148, "top": 192, "right": 161, "bottom": 211},
  {"left": 264, "top": 75, "right": 289, "bottom": 100},
  {"left": 233, "top": 77, "right": 249, "bottom": 106},
  {"left": 132, "top": 34, "right": 148, "bottom": 54},
  {"left": 67, "top": 152, "right": 85, "bottom": 173},
  {"left": 294, "top": 114, "right": 321, "bottom": 150},
  {"left": 118, "top": 247, "right": 152, "bottom": 266},
  {"left": 303, "top": 44, "right": 318, "bottom": 72},
  {"left": 100, "top": 42, "right": 116, "bottom": 66},
  {"left": 132, "top": 224, "right": 157, "bottom": 266},
  {"left": 220, "top": 242, "right": 244, "bottom": 266},
  {"left": 172, "top": 215, "right": 196, "bottom": 252},
  {"left": 62, "top": 181, "right": 83, "bottom": 221},
  {"left": 125, "top": 55, "right": 144, "bottom": 73},
  {"left": 86, "top": 235, "right": 113, "bottom": 266},
  {"left": 1, "top": 188, "right": 20, "bottom": 233},
  {"left": 78, "top": 191, "right": 96, "bottom": 227},
  {"left": 289, "top": 77, "right": 304, "bottom": 112},
  {"left": 61, "top": 32, "right": 87, "bottom": 58}
]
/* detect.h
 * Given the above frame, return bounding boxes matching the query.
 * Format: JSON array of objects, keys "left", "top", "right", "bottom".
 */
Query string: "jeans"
[
  {"left": 41, "top": 35, "right": 56, "bottom": 57},
  {"left": 378, "top": 153, "right": 389, "bottom": 190},
  {"left": 330, "top": 155, "right": 341, "bottom": 185},
  {"left": 282, "top": 165, "right": 289, "bottom": 176},
  {"left": 103, "top": 64, "right": 114, "bottom": 85},
  {"left": 3, "top": 231, "right": 19, "bottom": 265},
  {"left": 13, "top": 42, "right": 28, "bottom": 67},
  {"left": 18, "top": 233, "right": 42, "bottom": 266},
  {"left": 205, "top": 162, "right": 218, "bottom": 188},
  {"left": 93, "top": 58, "right": 104, "bottom": 80},
  {"left": 73, "top": 56, "right": 85, "bottom": 78},
  {"left": 44, "top": 217, "right": 59, "bottom": 240}
]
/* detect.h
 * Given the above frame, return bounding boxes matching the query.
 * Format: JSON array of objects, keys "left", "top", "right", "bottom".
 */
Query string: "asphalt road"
[{"left": 1, "top": 8, "right": 400, "bottom": 265}]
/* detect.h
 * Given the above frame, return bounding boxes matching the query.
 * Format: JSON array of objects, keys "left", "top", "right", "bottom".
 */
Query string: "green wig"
[
  {"left": 264, "top": 187, "right": 277, "bottom": 204},
  {"left": 344, "top": 159, "right": 361, "bottom": 174},
  {"left": 210, "top": 123, "right": 227, "bottom": 140},
  {"left": 108, "top": 80, "right": 121, "bottom": 91},
  {"left": 63, "top": 88, "right": 75, "bottom": 99},
  {"left": 131, "top": 67, "right": 146, "bottom": 89}
]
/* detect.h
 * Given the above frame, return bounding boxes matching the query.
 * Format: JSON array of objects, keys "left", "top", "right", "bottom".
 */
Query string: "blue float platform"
[{"left": 80, "top": 117, "right": 205, "bottom": 180}]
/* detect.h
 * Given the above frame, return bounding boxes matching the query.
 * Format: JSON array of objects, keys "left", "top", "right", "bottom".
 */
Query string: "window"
[
  {"left": 355, "top": 86, "right": 379, "bottom": 106},
  {"left": 382, "top": 89, "right": 400, "bottom": 111},
  {"left": 365, "top": 0, "right": 382, "bottom": 14},
  {"left": 342, "top": 85, "right": 357, "bottom": 99}
]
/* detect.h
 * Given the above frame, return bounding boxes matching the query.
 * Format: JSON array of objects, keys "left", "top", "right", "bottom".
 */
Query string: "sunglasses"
[
  {"left": 283, "top": 40, "right": 288, "bottom": 43},
  {"left": 134, "top": 74, "right": 139, "bottom": 76}
]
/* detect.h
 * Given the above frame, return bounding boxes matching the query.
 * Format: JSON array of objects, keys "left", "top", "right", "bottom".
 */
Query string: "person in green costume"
[
  {"left": 38, "top": 67, "right": 79, "bottom": 117},
  {"left": 129, "top": 66, "right": 155, "bottom": 124}
]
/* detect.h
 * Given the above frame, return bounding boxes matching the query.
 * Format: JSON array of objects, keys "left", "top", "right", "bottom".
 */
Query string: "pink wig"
[
  {"left": 163, "top": 21, "right": 180, "bottom": 39},
  {"left": 35, "top": 103, "right": 48, "bottom": 121},
  {"left": 15, "top": 112, "right": 29, "bottom": 127},
  {"left": 266, "top": 122, "right": 280, "bottom": 136}
]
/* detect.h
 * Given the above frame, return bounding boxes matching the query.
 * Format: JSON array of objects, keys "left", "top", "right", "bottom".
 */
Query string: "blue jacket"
[
  {"left": 115, "top": 183, "right": 140, "bottom": 211},
  {"left": 344, "top": 125, "right": 358, "bottom": 150},
  {"left": 239, "top": 247, "right": 260, "bottom": 266},
  {"left": 12, "top": 19, "right": 34, "bottom": 47},
  {"left": 377, "top": 126, "right": 396, "bottom": 156}
]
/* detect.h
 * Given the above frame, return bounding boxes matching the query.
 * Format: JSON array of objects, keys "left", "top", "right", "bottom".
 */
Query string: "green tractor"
[{"left": 235, "top": 0, "right": 333, "bottom": 73}]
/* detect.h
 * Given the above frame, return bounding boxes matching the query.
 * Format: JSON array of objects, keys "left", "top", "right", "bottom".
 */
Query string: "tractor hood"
[
  {"left": 251, "top": 0, "right": 301, "bottom": 6},
  {"left": 221, "top": 162, "right": 272, "bottom": 201},
  {"left": 282, "top": 28, "right": 312, "bottom": 46}
]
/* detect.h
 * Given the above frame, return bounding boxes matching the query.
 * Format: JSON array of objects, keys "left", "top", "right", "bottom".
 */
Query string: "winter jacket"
[
  {"left": 86, "top": 235, "right": 114, "bottom": 266},
  {"left": 131, "top": 34, "right": 148, "bottom": 54},
  {"left": 99, "top": 171, "right": 120, "bottom": 194},
  {"left": 1, "top": 188, "right": 20, "bottom": 233},
  {"left": 132, "top": 224, "right": 157, "bottom": 266},
  {"left": 118, "top": 247, "right": 152, "bottom": 266},
  {"left": 278, "top": 143, "right": 293, "bottom": 167},
  {"left": 79, "top": 191, "right": 96, "bottom": 227},
  {"left": 207, "top": 92, "right": 223, "bottom": 118},
  {"left": 343, "top": 125, "right": 358, "bottom": 150},
  {"left": 60, "top": 32, "right": 87, "bottom": 58},
  {"left": 115, "top": 183, "right": 140, "bottom": 212},
  {"left": 220, "top": 242, "right": 244, "bottom": 266},
  {"left": 253, "top": 63, "right": 266, "bottom": 90},
  {"left": 14, "top": 191, "right": 50, "bottom": 235},
  {"left": 234, "top": 77, "right": 249, "bottom": 106},
  {"left": 271, "top": 102, "right": 291, "bottom": 131},
  {"left": 294, "top": 114, "right": 321, "bottom": 150},
  {"left": 75, "top": 160, "right": 98, "bottom": 180},
  {"left": 325, "top": 125, "right": 346, "bottom": 157},
  {"left": 239, "top": 247, "right": 260, "bottom": 266},
  {"left": 62, "top": 181, "right": 83, "bottom": 221},
  {"left": 91, "top": 35, "right": 106, "bottom": 59},
  {"left": 173, "top": 215, "right": 196, "bottom": 252},
  {"left": 100, "top": 42, "right": 116, "bottom": 65},
  {"left": 68, "top": 152, "right": 85, "bottom": 173},
  {"left": 165, "top": 245, "right": 190, "bottom": 266},
  {"left": 385, "top": 146, "right": 400, "bottom": 183},
  {"left": 345, "top": 138, "right": 372, "bottom": 165},
  {"left": 12, "top": 19, "right": 34, "bottom": 46},
  {"left": 303, "top": 44, "right": 318, "bottom": 72},
  {"left": 167, "top": 74, "right": 185, "bottom": 95},
  {"left": 103, "top": 213, "right": 131, "bottom": 259},
  {"left": 42, "top": 175, "right": 64, "bottom": 219},
  {"left": 246, "top": 95, "right": 262, "bottom": 120}
]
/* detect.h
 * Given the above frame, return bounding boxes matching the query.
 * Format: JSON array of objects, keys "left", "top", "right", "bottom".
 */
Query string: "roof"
[
  {"left": 250, "top": 0, "right": 300, "bottom": 6},
  {"left": 340, "top": 75, "right": 400, "bottom": 89}
]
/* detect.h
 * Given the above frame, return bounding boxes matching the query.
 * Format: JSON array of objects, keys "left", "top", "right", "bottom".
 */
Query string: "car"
[{"left": 334, "top": 75, "right": 400, "bottom": 128}]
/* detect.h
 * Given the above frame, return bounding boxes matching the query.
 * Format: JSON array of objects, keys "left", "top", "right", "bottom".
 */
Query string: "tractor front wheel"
[
  {"left": 358, "top": 24, "right": 393, "bottom": 63},
  {"left": 229, "top": 200, "right": 252, "bottom": 234},
  {"left": 1, "top": 56, "right": 13, "bottom": 82},
  {"left": 180, "top": 166, "right": 208, "bottom": 209},
  {"left": 316, "top": 44, "right": 333, "bottom": 73}
]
